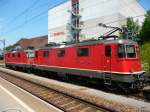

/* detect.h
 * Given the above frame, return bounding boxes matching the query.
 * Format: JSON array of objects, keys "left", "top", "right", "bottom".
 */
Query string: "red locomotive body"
[
  {"left": 6, "top": 50, "right": 35, "bottom": 69},
  {"left": 5, "top": 39, "right": 145, "bottom": 90},
  {"left": 34, "top": 39, "right": 141, "bottom": 73}
]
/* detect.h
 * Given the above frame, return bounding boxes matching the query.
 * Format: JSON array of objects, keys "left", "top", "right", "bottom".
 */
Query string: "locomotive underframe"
[{"left": 6, "top": 62, "right": 145, "bottom": 90}]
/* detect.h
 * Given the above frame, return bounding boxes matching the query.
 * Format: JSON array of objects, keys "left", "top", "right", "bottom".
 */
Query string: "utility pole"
[
  {"left": 0, "top": 39, "right": 6, "bottom": 65},
  {"left": 4, "top": 39, "right": 5, "bottom": 64}
]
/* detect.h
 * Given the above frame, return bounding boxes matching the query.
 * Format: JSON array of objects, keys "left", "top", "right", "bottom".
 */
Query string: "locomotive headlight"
[
  {"left": 118, "top": 40, "right": 123, "bottom": 44},
  {"left": 106, "top": 60, "right": 110, "bottom": 63}
]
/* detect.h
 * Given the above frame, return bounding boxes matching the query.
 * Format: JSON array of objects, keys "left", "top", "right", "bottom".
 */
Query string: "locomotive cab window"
[
  {"left": 105, "top": 46, "right": 111, "bottom": 57},
  {"left": 12, "top": 53, "right": 15, "bottom": 57},
  {"left": 57, "top": 49, "right": 65, "bottom": 57},
  {"left": 77, "top": 48, "right": 89, "bottom": 56},
  {"left": 18, "top": 53, "right": 21, "bottom": 57},
  {"left": 7, "top": 53, "right": 10, "bottom": 58},
  {"left": 118, "top": 44, "right": 126, "bottom": 58},
  {"left": 43, "top": 51, "right": 49, "bottom": 57},
  {"left": 126, "top": 45, "right": 136, "bottom": 58}
]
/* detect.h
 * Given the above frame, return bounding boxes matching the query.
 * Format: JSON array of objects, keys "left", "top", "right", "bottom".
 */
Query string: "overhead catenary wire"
[
  {"left": 79, "top": 14, "right": 145, "bottom": 36},
  {"left": 2, "top": 0, "right": 145, "bottom": 37},
  {"left": 47, "top": 0, "right": 141, "bottom": 18},
  {"left": 2, "top": 0, "right": 68, "bottom": 36},
  {"left": 3, "top": 0, "right": 111, "bottom": 33},
  {"left": 3, "top": 10, "right": 48, "bottom": 35},
  {"left": 48, "top": 0, "right": 113, "bottom": 16},
  {"left": 2, "top": 0, "right": 40, "bottom": 30},
  {"left": 26, "top": 0, "right": 65, "bottom": 19},
  {"left": 1, "top": 0, "right": 56, "bottom": 35},
  {"left": 3, "top": 0, "right": 139, "bottom": 33}
]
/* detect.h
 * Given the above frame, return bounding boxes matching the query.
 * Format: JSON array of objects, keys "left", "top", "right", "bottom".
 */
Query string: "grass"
[
  {"left": 0, "top": 61, "right": 5, "bottom": 64},
  {"left": 140, "top": 42, "right": 150, "bottom": 76}
]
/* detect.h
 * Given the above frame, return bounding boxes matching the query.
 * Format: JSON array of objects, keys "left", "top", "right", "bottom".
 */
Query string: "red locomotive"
[
  {"left": 5, "top": 25, "right": 145, "bottom": 91},
  {"left": 5, "top": 38, "right": 145, "bottom": 91}
]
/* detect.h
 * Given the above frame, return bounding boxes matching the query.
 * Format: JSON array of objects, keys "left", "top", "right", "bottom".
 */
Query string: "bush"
[{"left": 140, "top": 42, "right": 150, "bottom": 76}]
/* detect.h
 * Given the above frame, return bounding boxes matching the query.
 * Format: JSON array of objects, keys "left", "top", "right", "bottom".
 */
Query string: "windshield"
[
  {"left": 126, "top": 45, "right": 136, "bottom": 58},
  {"left": 26, "top": 51, "right": 35, "bottom": 58},
  {"left": 118, "top": 44, "right": 136, "bottom": 58}
]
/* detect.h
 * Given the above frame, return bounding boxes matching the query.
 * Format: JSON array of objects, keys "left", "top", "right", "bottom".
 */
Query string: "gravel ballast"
[{"left": 0, "top": 67, "right": 150, "bottom": 112}]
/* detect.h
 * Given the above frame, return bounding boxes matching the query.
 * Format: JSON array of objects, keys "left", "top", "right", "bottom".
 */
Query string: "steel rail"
[{"left": 0, "top": 71, "right": 112, "bottom": 112}]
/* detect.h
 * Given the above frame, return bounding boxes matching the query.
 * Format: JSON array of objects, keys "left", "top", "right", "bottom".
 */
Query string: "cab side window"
[
  {"left": 105, "top": 46, "right": 111, "bottom": 57},
  {"left": 57, "top": 49, "right": 65, "bottom": 57},
  {"left": 18, "top": 53, "right": 21, "bottom": 57},
  {"left": 77, "top": 48, "right": 89, "bottom": 56},
  {"left": 126, "top": 45, "right": 136, "bottom": 58},
  {"left": 43, "top": 51, "right": 49, "bottom": 57},
  {"left": 12, "top": 53, "right": 15, "bottom": 57},
  {"left": 8, "top": 53, "right": 10, "bottom": 58}
]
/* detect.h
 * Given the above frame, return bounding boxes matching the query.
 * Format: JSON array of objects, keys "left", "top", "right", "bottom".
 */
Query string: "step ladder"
[{"left": 103, "top": 73, "right": 112, "bottom": 85}]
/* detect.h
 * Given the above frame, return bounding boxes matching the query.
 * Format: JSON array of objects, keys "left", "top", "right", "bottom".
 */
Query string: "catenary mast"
[{"left": 69, "top": 0, "right": 81, "bottom": 42}]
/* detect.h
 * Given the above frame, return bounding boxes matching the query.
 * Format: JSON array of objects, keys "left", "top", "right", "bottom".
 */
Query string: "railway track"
[{"left": 0, "top": 71, "right": 111, "bottom": 112}]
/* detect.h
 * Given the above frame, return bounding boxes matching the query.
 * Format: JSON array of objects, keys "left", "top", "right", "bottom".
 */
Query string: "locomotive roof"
[
  {"left": 6, "top": 39, "right": 138, "bottom": 53},
  {"left": 6, "top": 49, "right": 35, "bottom": 53},
  {"left": 39, "top": 39, "right": 137, "bottom": 50}
]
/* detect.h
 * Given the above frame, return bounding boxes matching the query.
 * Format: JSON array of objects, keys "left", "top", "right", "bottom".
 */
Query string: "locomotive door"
[{"left": 103, "top": 45, "right": 111, "bottom": 72}]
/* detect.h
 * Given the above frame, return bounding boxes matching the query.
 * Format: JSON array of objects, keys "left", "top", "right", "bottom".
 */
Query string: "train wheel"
[
  {"left": 117, "top": 83, "right": 130, "bottom": 94},
  {"left": 26, "top": 68, "right": 31, "bottom": 73},
  {"left": 105, "top": 83, "right": 118, "bottom": 91}
]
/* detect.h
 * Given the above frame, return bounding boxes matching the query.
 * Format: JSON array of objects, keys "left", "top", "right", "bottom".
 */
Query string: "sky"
[{"left": 0, "top": 0, "right": 149, "bottom": 48}]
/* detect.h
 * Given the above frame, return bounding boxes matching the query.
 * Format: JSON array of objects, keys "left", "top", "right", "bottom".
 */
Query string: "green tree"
[
  {"left": 5, "top": 45, "right": 15, "bottom": 51},
  {"left": 140, "top": 42, "right": 150, "bottom": 74},
  {"left": 120, "top": 17, "right": 140, "bottom": 40},
  {"left": 126, "top": 17, "right": 140, "bottom": 40},
  {"left": 126, "top": 17, "right": 140, "bottom": 33},
  {"left": 139, "top": 10, "right": 150, "bottom": 44}
]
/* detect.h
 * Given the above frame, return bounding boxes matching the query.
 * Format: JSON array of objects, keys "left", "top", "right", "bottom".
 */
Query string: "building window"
[
  {"left": 18, "top": 53, "right": 21, "bottom": 57},
  {"left": 77, "top": 48, "right": 89, "bottom": 56},
  {"left": 12, "top": 53, "right": 15, "bottom": 57},
  {"left": 118, "top": 44, "right": 126, "bottom": 58},
  {"left": 105, "top": 46, "right": 111, "bottom": 57},
  {"left": 57, "top": 49, "right": 65, "bottom": 57},
  {"left": 43, "top": 51, "right": 49, "bottom": 57}
]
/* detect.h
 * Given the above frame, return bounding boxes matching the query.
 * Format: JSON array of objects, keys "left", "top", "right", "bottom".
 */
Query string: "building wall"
[
  {"left": 48, "top": 1, "right": 71, "bottom": 43},
  {"left": 79, "top": 0, "right": 118, "bottom": 21},
  {"left": 48, "top": 1, "right": 71, "bottom": 29},
  {"left": 118, "top": 0, "right": 145, "bottom": 24},
  {"left": 48, "top": 0, "right": 145, "bottom": 43},
  {"left": 80, "top": 13, "right": 126, "bottom": 40}
]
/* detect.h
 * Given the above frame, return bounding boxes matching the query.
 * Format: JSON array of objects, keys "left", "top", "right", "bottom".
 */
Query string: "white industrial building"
[{"left": 48, "top": 0, "right": 145, "bottom": 43}]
